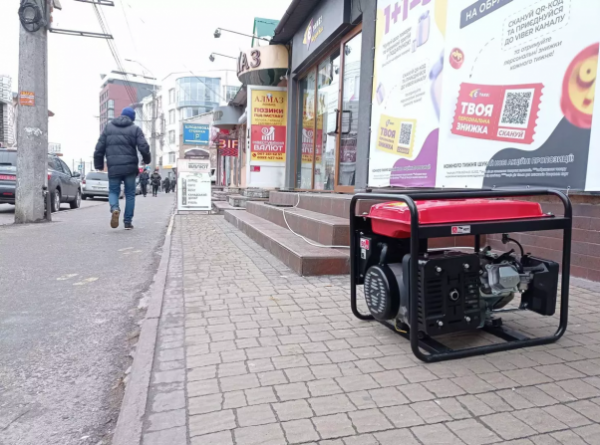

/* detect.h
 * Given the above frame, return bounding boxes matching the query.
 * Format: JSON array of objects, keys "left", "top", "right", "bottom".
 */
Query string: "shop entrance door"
[
  {"left": 295, "top": 26, "right": 362, "bottom": 192},
  {"left": 334, "top": 30, "right": 362, "bottom": 193}
]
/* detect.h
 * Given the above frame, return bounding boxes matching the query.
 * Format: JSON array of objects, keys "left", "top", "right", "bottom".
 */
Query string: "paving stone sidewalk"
[{"left": 141, "top": 214, "right": 600, "bottom": 445}]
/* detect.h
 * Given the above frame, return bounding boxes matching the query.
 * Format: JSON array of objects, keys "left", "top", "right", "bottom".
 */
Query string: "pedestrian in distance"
[
  {"left": 139, "top": 168, "right": 150, "bottom": 197},
  {"left": 150, "top": 169, "right": 161, "bottom": 197},
  {"left": 94, "top": 107, "right": 151, "bottom": 230},
  {"left": 162, "top": 176, "right": 170, "bottom": 193}
]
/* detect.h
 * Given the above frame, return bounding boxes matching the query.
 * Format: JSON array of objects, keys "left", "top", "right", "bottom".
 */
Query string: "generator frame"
[{"left": 350, "top": 189, "right": 572, "bottom": 363}]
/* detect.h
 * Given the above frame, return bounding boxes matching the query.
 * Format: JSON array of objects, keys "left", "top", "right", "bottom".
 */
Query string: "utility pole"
[{"left": 15, "top": 0, "right": 49, "bottom": 223}]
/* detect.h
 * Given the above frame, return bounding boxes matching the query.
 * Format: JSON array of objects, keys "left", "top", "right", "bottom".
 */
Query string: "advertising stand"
[{"left": 177, "top": 159, "right": 212, "bottom": 213}]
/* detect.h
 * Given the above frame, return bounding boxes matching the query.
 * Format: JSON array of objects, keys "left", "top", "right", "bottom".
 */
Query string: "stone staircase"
[
  {"left": 224, "top": 191, "right": 478, "bottom": 277},
  {"left": 224, "top": 192, "right": 352, "bottom": 276}
]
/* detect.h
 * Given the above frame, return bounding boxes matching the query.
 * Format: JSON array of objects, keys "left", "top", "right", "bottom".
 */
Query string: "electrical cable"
[
  {"left": 93, "top": 5, "right": 138, "bottom": 106},
  {"left": 502, "top": 234, "right": 525, "bottom": 257},
  {"left": 281, "top": 193, "right": 350, "bottom": 249},
  {"left": 19, "top": 0, "right": 45, "bottom": 33},
  {"left": 119, "top": 0, "right": 138, "bottom": 56}
]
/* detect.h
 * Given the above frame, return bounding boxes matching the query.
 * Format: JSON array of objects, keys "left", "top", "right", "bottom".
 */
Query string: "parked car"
[
  {"left": 81, "top": 171, "right": 124, "bottom": 200},
  {"left": 48, "top": 155, "right": 82, "bottom": 212},
  {"left": 0, "top": 150, "right": 81, "bottom": 212}
]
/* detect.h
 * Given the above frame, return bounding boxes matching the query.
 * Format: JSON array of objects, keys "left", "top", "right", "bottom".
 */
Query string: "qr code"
[
  {"left": 398, "top": 122, "right": 413, "bottom": 149},
  {"left": 499, "top": 89, "right": 534, "bottom": 129}
]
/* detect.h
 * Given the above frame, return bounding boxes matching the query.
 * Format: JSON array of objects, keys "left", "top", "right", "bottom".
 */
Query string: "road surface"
[{"left": 0, "top": 193, "right": 174, "bottom": 445}]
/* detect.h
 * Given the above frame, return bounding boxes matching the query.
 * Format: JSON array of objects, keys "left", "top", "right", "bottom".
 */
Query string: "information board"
[{"left": 177, "top": 159, "right": 212, "bottom": 212}]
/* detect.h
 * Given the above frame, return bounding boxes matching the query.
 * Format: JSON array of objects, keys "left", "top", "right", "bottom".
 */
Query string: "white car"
[{"left": 81, "top": 172, "right": 124, "bottom": 200}]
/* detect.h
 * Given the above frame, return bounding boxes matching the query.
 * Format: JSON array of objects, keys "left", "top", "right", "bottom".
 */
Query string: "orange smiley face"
[{"left": 562, "top": 44, "right": 599, "bottom": 129}]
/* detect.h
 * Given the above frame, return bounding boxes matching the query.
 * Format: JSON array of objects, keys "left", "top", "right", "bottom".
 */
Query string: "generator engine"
[{"left": 361, "top": 242, "right": 559, "bottom": 336}]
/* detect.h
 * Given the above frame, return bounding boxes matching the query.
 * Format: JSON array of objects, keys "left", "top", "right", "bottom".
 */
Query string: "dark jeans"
[
  {"left": 152, "top": 184, "right": 159, "bottom": 196},
  {"left": 141, "top": 183, "right": 148, "bottom": 196},
  {"left": 109, "top": 173, "right": 136, "bottom": 223}
]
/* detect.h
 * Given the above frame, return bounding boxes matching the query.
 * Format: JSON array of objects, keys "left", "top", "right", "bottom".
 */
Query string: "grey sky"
[{"left": 0, "top": 0, "right": 289, "bottom": 167}]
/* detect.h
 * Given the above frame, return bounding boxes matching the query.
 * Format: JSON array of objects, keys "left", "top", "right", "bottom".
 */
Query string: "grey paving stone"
[
  {"left": 375, "top": 428, "right": 420, "bottom": 445},
  {"left": 313, "top": 413, "right": 356, "bottom": 440},
  {"left": 146, "top": 410, "right": 186, "bottom": 433},
  {"left": 142, "top": 426, "right": 187, "bottom": 445},
  {"left": 518, "top": 408, "right": 568, "bottom": 433},
  {"left": 410, "top": 401, "right": 452, "bottom": 424},
  {"left": 348, "top": 409, "right": 393, "bottom": 433},
  {"left": 568, "top": 400, "right": 600, "bottom": 422},
  {"left": 233, "top": 423, "right": 286, "bottom": 445},
  {"left": 411, "top": 423, "right": 465, "bottom": 445},
  {"left": 219, "top": 373, "right": 260, "bottom": 392},
  {"left": 543, "top": 404, "right": 591, "bottom": 428},
  {"left": 282, "top": 419, "right": 320, "bottom": 444},
  {"left": 188, "top": 393, "right": 223, "bottom": 415},
  {"left": 237, "top": 403, "right": 276, "bottom": 427},
  {"left": 481, "top": 412, "right": 537, "bottom": 440},
  {"left": 308, "top": 378, "right": 344, "bottom": 397},
  {"left": 190, "top": 431, "right": 234, "bottom": 445},
  {"left": 381, "top": 405, "right": 424, "bottom": 428},
  {"left": 273, "top": 399, "right": 314, "bottom": 421},
  {"left": 275, "top": 382, "right": 310, "bottom": 401},
  {"left": 151, "top": 390, "right": 186, "bottom": 412},
  {"left": 446, "top": 419, "right": 500, "bottom": 445},
  {"left": 245, "top": 386, "right": 277, "bottom": 405},
  {"left": 309, "top": 394, "right": 356, "bottom": 416},
  {"left": 189, "top": 409, "right": 235, "bottom": 437}
]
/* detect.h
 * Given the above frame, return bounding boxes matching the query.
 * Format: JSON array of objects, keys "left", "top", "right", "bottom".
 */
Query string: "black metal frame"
[{"left": 350, "top": 189, "right": 572, "bottom": 363}]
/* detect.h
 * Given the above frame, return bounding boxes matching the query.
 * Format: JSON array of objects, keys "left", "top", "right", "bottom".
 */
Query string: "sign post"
[{"left": 177, "top": 159, "right": 212, "bottom": 213}]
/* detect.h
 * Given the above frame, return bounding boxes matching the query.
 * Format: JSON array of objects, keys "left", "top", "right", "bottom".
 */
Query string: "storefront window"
[
  {"left": 314, "top": 50, "right": 340, "bottom": 191},
  {"left": 296, "top": 71, "right": 316, "bottom": 189},
  {"left": 338, "top": 33, "right": 362, "bottom": 187}
]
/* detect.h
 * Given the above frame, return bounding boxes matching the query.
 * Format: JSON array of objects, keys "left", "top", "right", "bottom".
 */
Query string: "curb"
[{"left": 111, "top": 212, "right": 176, "bottom": 445}]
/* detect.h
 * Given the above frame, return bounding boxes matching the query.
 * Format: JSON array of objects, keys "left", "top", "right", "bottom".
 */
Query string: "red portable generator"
[{"left": 350, "top": 190, "right": 572, "bottom": 363}]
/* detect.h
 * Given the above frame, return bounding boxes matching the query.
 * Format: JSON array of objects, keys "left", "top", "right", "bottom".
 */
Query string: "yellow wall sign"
[
  {"left": 376, "top": 115, "right": 416, "bottom": 159},
  {"left": 250, "top": 89, "right": 287, "bottom": 163}
]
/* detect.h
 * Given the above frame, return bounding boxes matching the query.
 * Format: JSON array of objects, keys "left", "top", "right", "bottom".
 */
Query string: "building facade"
[
  {"left": 159, "top": 71, "right": 239, "bottom": 171},
  {"left": 98, "top": 71, "right": 157, "bottom": 134},
  {"left": 0, "top": 75, "right": 14, "bottom": 147}
]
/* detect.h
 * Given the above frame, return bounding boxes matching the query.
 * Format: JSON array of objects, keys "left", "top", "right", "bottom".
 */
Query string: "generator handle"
[{"left": 350, "top": 188, "right": 572, "bottom": 362}]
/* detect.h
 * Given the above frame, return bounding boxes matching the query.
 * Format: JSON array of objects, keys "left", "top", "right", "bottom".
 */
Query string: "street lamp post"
[{"left": 214, "top": 28, "right": 270, "bottom": 42}]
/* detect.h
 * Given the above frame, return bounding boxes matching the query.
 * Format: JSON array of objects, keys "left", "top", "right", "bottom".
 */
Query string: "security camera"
[
  {"left": 214, "top": 29, "right": 221, "bottom": 38},
  {"left": 209, "top": 54, "right": 215, "bottom": 62}
]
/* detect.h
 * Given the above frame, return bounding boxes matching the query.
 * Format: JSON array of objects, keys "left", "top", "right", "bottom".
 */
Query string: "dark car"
[
  {"left": 48, "top": 155, "right": 82, "bottom": 212},
  {"left": 0, "top": 149, "right": 18, "bottom": 204},
  {"left": 0, "top": 149, "right": 81, "bottom": 212}
]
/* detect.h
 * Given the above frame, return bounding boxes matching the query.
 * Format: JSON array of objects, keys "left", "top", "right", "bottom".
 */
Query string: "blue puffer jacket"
[{"left": 94, "top": 116, "right": 151, "bottom": 177}]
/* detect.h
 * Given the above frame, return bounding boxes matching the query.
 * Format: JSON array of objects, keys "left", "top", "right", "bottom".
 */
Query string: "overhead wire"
[
  {"left": 117, "top": 0, "right": 229, "bottom": 104},
  {"left": 92, "top": 4, "right": 138, "bottom": 105}
]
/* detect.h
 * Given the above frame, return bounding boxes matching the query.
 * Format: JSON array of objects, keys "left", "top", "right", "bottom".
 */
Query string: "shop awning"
[{"left": 212, "top": 105, "right": 243, "bottom": 130}]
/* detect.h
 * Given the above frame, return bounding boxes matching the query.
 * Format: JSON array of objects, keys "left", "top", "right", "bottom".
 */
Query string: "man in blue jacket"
[{"left": 94, "top": 107, "right": 151, "bottom": 230}]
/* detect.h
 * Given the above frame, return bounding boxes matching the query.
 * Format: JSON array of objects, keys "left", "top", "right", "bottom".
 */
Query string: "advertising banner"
[
  {"left": 370, "top": 0, "right": 600, "bottom": 191},
  {"left": 250, "top": 89, "right": 287, "bottom": 163},
  {"left": 368, "top": 0, "right": 447, "bottom": 188},
  {"left": 437, "top": 0, "right": 600, "bottom": 190},
  {"left": 183, "top": 124, "right": 210, "bottom": 146},
  {"left": 176, "top": 159, "right": 211, "bottom": 212}
]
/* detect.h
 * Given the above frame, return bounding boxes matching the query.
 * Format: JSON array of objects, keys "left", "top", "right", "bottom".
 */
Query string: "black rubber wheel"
[
  {"left": 70, "top": 190, "right": 81, "bottom": 209},
  {"left": 82, "top": 194, "right": 88, "bottom": 200},
  {"left": 51, "top": 189, "right": 61, "bottom": 213}
]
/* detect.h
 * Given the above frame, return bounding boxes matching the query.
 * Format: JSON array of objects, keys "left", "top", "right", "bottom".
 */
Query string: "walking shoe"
[
  {"left": 124, "top": 222, "right": 134, "bottom": 230},
  {"left": 110, "top": 210, "right": 120, "bottom": 229}
]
